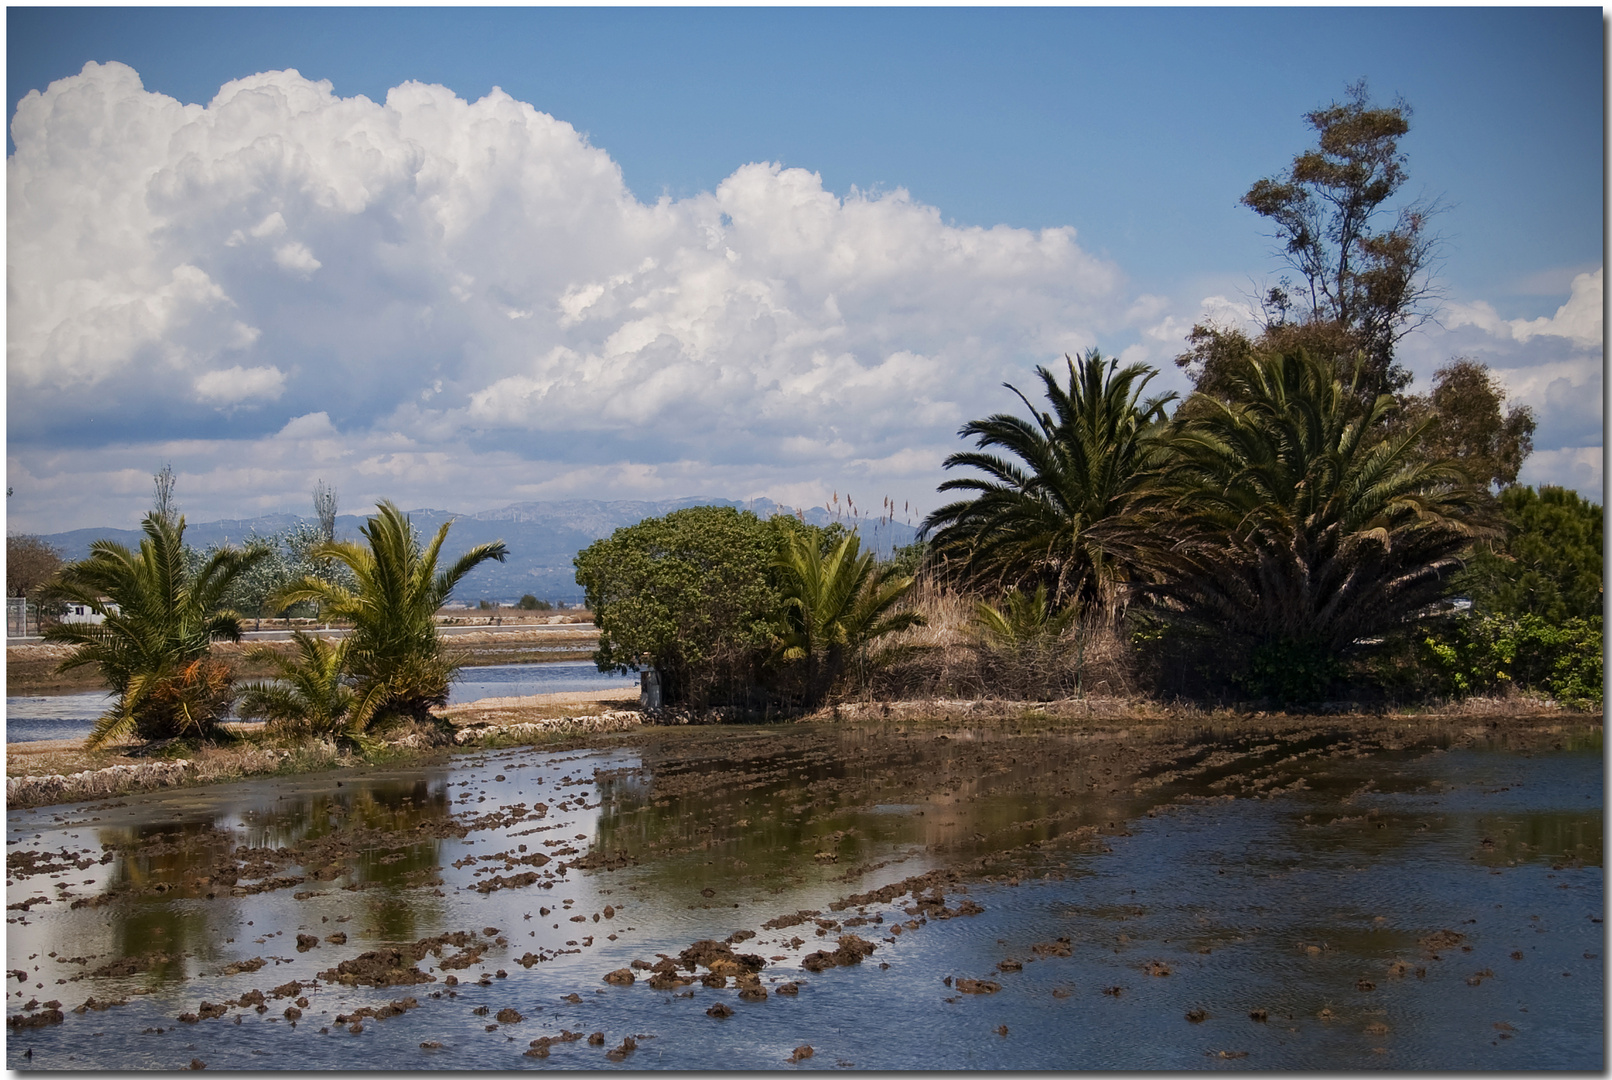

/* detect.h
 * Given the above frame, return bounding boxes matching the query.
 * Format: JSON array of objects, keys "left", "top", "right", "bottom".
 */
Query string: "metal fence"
[{"left": 7, "top": 596, "right": 37, "bottom": 637}]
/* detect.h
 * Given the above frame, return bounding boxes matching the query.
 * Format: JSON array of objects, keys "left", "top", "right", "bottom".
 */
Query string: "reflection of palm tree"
[
  {"left": 276, "top": 501, "right": 507, "bottom": 729},
  {"left": 923, "top": 351, "right": 1176, "bottom": 612},
  {"left": 46, "top": 513, "right": 264, "bottom": 748}
]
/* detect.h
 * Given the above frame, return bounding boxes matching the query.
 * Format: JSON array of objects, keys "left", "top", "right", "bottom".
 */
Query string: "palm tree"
[
  {"left": 922, "top": 350, "right": 1177, "bottom": 613},
  {"left": 46, "top": 513, "right": 265, "bottom": 748},
  {"left": 274, "top": 501, "right": 507, "bottom": 729},
  {"left": 773, "top": 530, "right": 925, "bottom": 705},
  {"left": 1152, "top": 349, "right": 1492, "bottom": 698},
  {"left": 237, "top": 631, "right": 361, "bottom": 746}
]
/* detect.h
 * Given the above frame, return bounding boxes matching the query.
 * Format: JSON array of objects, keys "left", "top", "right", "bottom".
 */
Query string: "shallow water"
[
  {"left": 5, "top": 719, "right": 1601, "bottom": 1070},
  {"left": 4, "top": 662, "right": 636, "bottom": 744}
]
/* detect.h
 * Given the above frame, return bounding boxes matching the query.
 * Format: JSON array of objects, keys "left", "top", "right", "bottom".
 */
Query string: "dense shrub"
[
  {"left": 1419, "top": 613, "right": 1603, "bottom": 709},
  {"left": 1460, "top": 485, "right": 1603, "bottom": 622}
]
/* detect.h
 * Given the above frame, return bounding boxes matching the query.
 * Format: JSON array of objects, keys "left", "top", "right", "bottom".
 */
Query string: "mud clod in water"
[
  {"left": 707, "top": 1002, "right": 734, "bottom": 1019},
  {"left": 605, "top": 1036, "right": 637, "bottom": 1062},
  {"left": 319, "top": 949, "right": 433, "bottom": 988},
  {"left": 496, "top": 1008, "right": 524, "bottom": 1024},
  {"left": 788, "top": 1044, "right": 814, "bottom": 1063},
  {"left": 296, "top": 934, "right": 320, "bottom": 951},
  {"left": 955, "top": 979, "right": 1000, "bottom": 995},
  {"left": 678, "top": 939, "right": 766, "bottom": 975},
  {"left": 8, "top": 1008, "right": 64, "bottom": 1028},
  {"left": 1186, "top": 1009, "right": 1208, "bottom": 1023},
  {"left": 801, "top": 935, "right": 876, "bottom": 973},
  {"left": 603, "top": 968, "right": 635, "bottom": 986}
]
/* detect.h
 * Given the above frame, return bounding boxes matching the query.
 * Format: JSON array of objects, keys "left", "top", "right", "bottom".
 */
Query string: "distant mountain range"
[{"left": 36, "top": 497, "right": 923, "bottom": 604}]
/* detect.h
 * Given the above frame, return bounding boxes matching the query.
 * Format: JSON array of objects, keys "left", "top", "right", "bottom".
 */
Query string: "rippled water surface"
[{"left": 5, "top": 719, "right": 1601, "bottom": 1070}]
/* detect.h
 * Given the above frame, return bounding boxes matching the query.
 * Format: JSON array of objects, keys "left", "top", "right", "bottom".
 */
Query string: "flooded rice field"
[
  {"left": 5, "top": 716, "right": 1602, "bottom": 1069},
  {"left": 5, "top": 662, "right": 637, "bottom": 744}
]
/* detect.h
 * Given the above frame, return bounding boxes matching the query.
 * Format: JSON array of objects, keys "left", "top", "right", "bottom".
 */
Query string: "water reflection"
[{"left": 5, "top": 719, "right": 1601, "bottom": 1070}]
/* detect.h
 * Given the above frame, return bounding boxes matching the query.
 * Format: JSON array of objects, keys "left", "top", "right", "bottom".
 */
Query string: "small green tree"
[
  {"left": 518, "top": 594, "right": 551, "bottom": 611},
  {"left": 575, "top": 506, "right": 784, "bottom": 706},
  {"left": 46, "top": 513, "right": 265, "bottom": 747},
  {"left": 1459, "top": 485, "right": 1602, "bottom": 621},
  {"left": 275, "top": 502, "right": 507, "bottom": 728}
]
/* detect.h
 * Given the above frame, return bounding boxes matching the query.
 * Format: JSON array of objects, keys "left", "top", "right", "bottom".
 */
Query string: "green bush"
[
  {"left": 1461, "top": 485, "right": 1603, "bottom": 621},
  {"left": 574, "top": 506, "right": 848, "bottom": 707},
  {"left": 1419, "top": 613, "right": 1603, "bottom": 709},
  {"left": 518, "top": 594, "right": 552, "bottom": 611},
  {"left": 1242, "top": 637, "right": 1345, "bottom": 704}
]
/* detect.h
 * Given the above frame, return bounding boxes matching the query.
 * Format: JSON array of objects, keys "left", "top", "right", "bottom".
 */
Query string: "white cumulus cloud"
[
  {"left": 8, "top": 61, "right": 1142, "bottom": 529},
  {"left": 194, "top": 364, "right": 287, "bottom": 405}
]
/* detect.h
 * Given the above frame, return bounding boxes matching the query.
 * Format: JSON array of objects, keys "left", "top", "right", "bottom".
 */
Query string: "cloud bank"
[
  {"left": 7, "top": 62, "right": 1601, "bottom": 531},
  {"left": 9, "top": 62, "right": 1136, "bottom": 529}
]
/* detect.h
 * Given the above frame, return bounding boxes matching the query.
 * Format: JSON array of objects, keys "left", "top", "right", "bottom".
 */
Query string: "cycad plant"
[
  {"left": 45, "top": 513, "right": 264, "bottom": 748},
  {"left": 971, "top": 584, "right": 1077, "bottom": 649},
  {"left": 922, "top": 350, "right": 1176, "bottom": 613},
  {"left": 773, "top": 530, "right": 925, "bottom": 705},
  {"left": 275, "top": 501, "right": 507, "bottom": 729},
  {"left": 971, "top": 584, "right": 1084, "bottom": 699},
  {"left": 237, "top": 631, "right": 362, "bottom": 746},
  {"left": 1153, "top": 349, "right": 1491, "bottom": 700}
]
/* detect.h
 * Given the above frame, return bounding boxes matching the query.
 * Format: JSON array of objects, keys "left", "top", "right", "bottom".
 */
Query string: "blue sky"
[{"left": 6, "top": 7, "right": 1603, "bottom": 532}]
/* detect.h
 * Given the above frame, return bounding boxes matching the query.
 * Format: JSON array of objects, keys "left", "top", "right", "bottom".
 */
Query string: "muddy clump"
[
  {"left": 788, "top": 1045, "right": 814, "bottom": 1063},
  {"left": 603, "top": 968, "right": 635, "bottom": 986},
  {"left": 706, "top": 1002, "right": 734, "bottom": 1019},
  {"left": 8, "top": 1008, "right": 64, "bottom": 1028},
  {"left": 220, "top": 957, "right": 265, "bottom": 977},
  {"left": 337, "top": 997, "right": 419, "bottom": 1024},
  {"left": 90, "top": 952, "right": 172, "bottom": 979},
  {"left": 295, "top": 934, "right": 320, "bottom": 951},
  {"left": 955, "top": 979, "right": 1000, "bottom": 995},
  {"left": 496, "top": 1008, "right": 524, "bottom": 1024},
  {"left": 73, "top": 996, "right": 127, "bottom": 1013},
  {"left": 319, "top": 949, "right": 434, "bottom": 988},
  {"left": 800, "top": 935, "right": 876, "bottom": 973},
  {"left": 678, "top": 940, "right": 766, "bottom": 976}
]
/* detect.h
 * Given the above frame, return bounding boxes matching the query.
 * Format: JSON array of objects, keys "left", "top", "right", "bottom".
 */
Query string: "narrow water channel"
[
  {"left": 4, "top": 662, "right": 637, "bottom": 745},
  {"left": 5, "top": 718, "right": 1601, "bottom": 1069}
]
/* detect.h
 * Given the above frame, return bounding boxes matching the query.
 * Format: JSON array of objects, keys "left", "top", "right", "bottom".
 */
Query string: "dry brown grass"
[{"left": 854, "top": 580, "right": 1139, "bottom": 703}]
